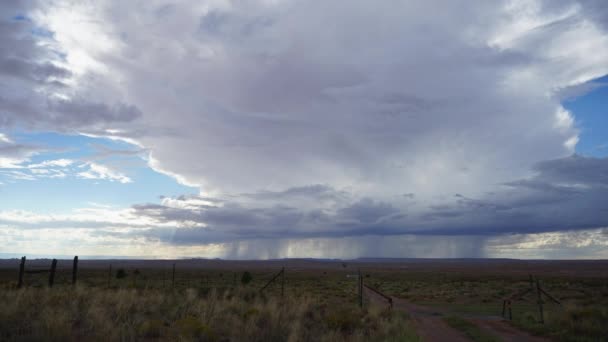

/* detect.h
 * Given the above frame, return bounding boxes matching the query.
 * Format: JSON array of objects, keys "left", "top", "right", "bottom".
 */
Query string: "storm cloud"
[
  {"left": 1, "top": 0, "right": 608, "bottom": 258},
  {"left": 123, "top": 155, "right": 608, "bottom": 246}
]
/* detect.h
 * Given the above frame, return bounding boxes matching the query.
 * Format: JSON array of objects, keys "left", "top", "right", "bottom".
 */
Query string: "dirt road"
[{"left": 364, "top": 287, "right": 550, "bottom": 342}]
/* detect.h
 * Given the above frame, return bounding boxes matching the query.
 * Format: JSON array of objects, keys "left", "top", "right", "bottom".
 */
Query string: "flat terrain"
[{"left": 0, "top": 258, "right": 607, "bottom": 341}]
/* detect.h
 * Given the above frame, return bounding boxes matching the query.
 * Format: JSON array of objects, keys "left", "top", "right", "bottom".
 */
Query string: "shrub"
[
  {"left": 116, "top": 269, "right": 127, "bottom": 279},
  {"left": 241, "top": 271, "right": 253, "bottom": 285}
]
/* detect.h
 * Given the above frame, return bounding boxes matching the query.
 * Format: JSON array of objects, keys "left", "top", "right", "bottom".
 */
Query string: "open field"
[{"left": 0, "top": 258, "right": 607, "bottom": 341}]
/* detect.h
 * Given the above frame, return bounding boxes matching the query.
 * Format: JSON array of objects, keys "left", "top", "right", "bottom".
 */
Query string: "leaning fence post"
[
  {"left": 72, "top": 256, "right": 79, "bottom": 286},
  {"left": 18, "top": 256, "right": 26, "bottom": 288},
  {"left": 48, "top": 259, "right": 57, "bottom": 288},
  {"left": 536, "top": 279, "right": 544, "bottom": 324}
]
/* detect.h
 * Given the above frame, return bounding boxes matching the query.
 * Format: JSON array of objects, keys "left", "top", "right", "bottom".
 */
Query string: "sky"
[{"left": 0, "top": 0, "right": 607, "bottom": 259}]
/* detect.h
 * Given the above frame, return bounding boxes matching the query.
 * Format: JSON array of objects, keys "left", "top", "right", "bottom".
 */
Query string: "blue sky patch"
[
  {"left": 564, "top": 74, "right": 608, "bottom": 157},
  {"left": 0, "top": 131, "right": 197, "bottom": 213}
]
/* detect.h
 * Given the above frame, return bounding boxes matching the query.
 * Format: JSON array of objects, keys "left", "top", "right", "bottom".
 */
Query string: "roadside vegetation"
[
  {"left": 511, "top": 304, "right": 608, "bottom": 342},
  {"left": 1, "top": 259, "right": 606, "bottom": 341},
  {"left": 0, "top": 286, "right": 418, "bottom": 341}
]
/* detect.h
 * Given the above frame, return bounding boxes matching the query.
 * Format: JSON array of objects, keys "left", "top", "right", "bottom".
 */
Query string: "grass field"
[{"left": 0, "top": 258, "right": 606, "bottom": 341}]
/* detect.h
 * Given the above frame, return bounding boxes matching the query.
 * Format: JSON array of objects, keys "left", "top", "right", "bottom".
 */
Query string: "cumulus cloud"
[
  {"left": 1, "top": 0, "right": 608, "bottom": 257},
  {"left": 25, "top": 0, "right": 607, "bottom": 202}
]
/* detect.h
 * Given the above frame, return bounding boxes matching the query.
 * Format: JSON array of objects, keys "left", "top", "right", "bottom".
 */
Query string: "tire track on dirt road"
[
  {"left": 364, "top": 286, "right": 550, "bottom": 342},
  {"left": 364, "top": 286, "right": 470, "bottom": 342}
]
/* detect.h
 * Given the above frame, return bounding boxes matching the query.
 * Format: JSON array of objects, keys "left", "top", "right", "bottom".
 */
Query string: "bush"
[
  {"left": 241, "top": 271, "right": 253, "bottom": 285},
  {"left": 116, "top": 269, "right": 127, "bottom": 279}
]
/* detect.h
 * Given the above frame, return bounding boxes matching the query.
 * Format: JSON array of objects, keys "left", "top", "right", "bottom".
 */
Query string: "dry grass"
[
  {"left": 0, "top": 286, "right": 419, "bottom": 341},
  {"left": 511, "top": 303, "right": 608, "bottom": 342},
  {"left": 1, "top": 259, "right": 606, "bottom": 341}
]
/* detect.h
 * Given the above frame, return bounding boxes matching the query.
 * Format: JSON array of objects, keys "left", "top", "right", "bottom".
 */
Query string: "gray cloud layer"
[
  {"left": 121, "top": 155, "right": 608, "bottom": 247},
  {"left": 0, "top": 1, "right": 141, "bottom": 131}
]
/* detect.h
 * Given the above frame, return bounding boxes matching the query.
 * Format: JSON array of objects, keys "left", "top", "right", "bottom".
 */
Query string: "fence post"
[
  {"left": 508, "top": 300, "right": 512, "bottom": 320},
  {"left": 172, "top": 263, "right": 176, "bottom": 289},
  {"left": 281, "top": 267, "right": 285, "bottom": 297},
  {"left": 358, "top": 269, "right": 363, "bottom": 308},
  {"left": 18, "top": 256, "right": 26, "bottom": 288},
  {"left": 502, "top": 300, "right": 506, "bottom": 318},
  {"left": 529, "top": 274, "right": 534, "bottom": 290},
  {"left": 536, "top": 279, "right": 544, "bottom": 324},
  {"left": 72, "top": 256, "right": 79, "bottom": 286},
  {"left": 107, "top": 264, "right": 112, "bottom": 288},
  {"left": 48, "top": 259, "right": 57, "bottom": 288}
]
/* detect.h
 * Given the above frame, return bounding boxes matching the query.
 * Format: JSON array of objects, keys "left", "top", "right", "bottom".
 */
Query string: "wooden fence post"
[
  {"left": 48, "top": 259, "right": 57, "bottom": 288},
  {"left": 281, "top": 267, "right": 285, "bottom": 297},
  {"left": 72, "top": 256, "right": 79, "bottom": 286},
  {"left": 508, "top": 299, "right": 512, "bottom": 320},
  {"left": 133, "top": 269, "right": 139, "bottom": 288},
  {"left": 172, "top": 263, "right": 176, "bottom": 289},
  {"left": 536, "top": 279, "right": 544, "bottom": 324},
  {"left": 18, "top": 256, "right": 26, "bottom": 288},
  {"left": 358, "top": 269, "right": 363, "bottom": 308},
  {"left": 107, "top": 264, "right": 112, "bottom": 288}
]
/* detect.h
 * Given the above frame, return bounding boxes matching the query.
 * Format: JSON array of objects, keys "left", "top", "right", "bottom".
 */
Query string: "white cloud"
[
  {"left": 0, "top": 133, "right": 12, "bottom": 144},
  {"left": 77, "top": 162, "right": 132, "bottom": 184},
  {"left": 0, "top": 158, "right": 24, "bottom": 169},
  {"left": 564, "top": 135, "right": 580, "bottom": 152},
  {"left": 0, "top": 170, "right": 36, "bottom": 180},
  {"left": 27, "top": 159, "right": 74, "bottom": 168}
]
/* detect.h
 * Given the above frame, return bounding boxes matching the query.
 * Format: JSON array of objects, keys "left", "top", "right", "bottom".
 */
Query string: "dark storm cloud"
[
  {"left": 422, "top": 155, "right": 608, "bottom": 235},
  {"left": 124, "top": 155, "right": 608, "bottom": 246},
  {"left": 239, "top": 184, "right": 345, "bottom": 201},
  {"left": 533, "top": 154, "right": 608, "bottom": 185}
]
